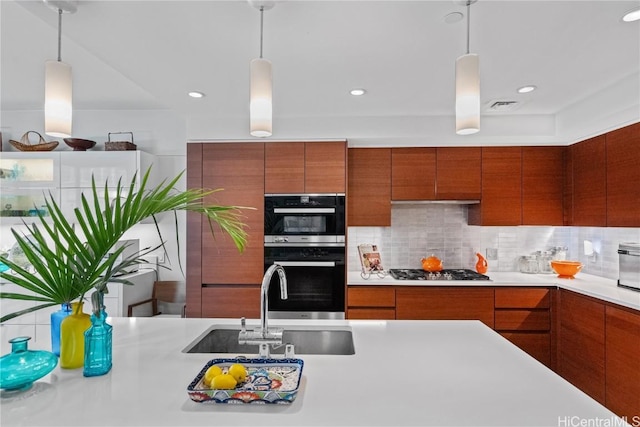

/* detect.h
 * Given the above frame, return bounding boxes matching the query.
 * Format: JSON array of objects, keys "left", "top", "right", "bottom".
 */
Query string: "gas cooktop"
[{"left": 389, "top": 268, "right": 490, "bottom": 281}]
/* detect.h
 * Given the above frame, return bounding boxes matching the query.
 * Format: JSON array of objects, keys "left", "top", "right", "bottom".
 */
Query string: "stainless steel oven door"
[{"left": 264, "top": 245, "right": 345, "bottom": 319}]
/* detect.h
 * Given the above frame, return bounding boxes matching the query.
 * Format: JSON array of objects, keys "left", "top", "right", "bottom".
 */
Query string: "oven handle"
[
  {"left": 274, "top": 261, "right": 336, "bottom": 267},
  {"left": 273, "top": 208, "right": 335, "bottom": 214}
]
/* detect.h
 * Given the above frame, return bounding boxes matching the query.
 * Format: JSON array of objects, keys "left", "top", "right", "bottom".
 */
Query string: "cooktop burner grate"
[{"left": 389, "top": 268, "right": 490, "bottom": 281}]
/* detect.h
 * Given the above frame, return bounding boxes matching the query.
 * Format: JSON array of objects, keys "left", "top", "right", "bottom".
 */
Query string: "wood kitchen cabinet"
[
  {"left": 605, "top": 305, "right": 640, "bottom": 419},
  {"left": 391, "top": 148, "right": 436, "bottom": 200},
  {"left": 468, "top": 147, "right": 522, "bottom": 225},
  {"left": 494, "top": 287, "right": 553, "bottom": 368},
  {"left": 563, "top": 145, "right": 574, "bottom": 225},
  {"left": 264, "top": 142, "right": 305, "bottom": 194},
  {"left": 347, "top": 148, "right": 391, "bottom": 226},
  {"left": 264, "top": 141, "right": 346, "bottom": 194},
  {"left": 557, "top": 290, "right": 606, "bottom": 405},
  {"left": 570, "top": 135, "right": 607, "bottom": 226},
  {"left": 435, "top": 147, "right": 482, "bottom": 200},
  {"left": 201, "top": 286, "right": 261, "bottom": 319},
  {"left": 186, "top": 142, "right": 265, "bottom": 318},
  {"left": 521, "top": 147, "right": 564, "bottom": 225},
  {"left": 606, "top": 122, "right": 640, "bottom": 227},
  {"left": 395, "top": 287, "right": 495, "bottom": 328},
  {"left": 347, "top": 286, "right": 396, "bottom": 319},
  {"left": 201, "top": 143, "right": 265, "bottom": 285}
]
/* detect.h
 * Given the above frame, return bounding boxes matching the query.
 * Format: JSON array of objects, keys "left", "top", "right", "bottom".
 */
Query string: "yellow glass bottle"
[{"left": 60, "top": 302, "right": 91, "bottom": 369}]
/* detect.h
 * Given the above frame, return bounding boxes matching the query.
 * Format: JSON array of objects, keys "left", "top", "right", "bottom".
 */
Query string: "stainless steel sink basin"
[{"left": 182, "top": 325, "right": 355, "bottom": 355}]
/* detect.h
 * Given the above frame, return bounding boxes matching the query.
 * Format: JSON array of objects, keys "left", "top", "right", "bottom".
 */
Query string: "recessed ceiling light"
[
  {"left": 188, "top": 91, "right": 205, "bottom": 98},
  {"left": 444, "top": 12, "right": 464, "bottom": 24},
  {"left": 517, "top": 85, "right": 537, "bottom": 94},
  {"left": 622, "top": 7, "right": 640, "bottom": 22},
  {"left": 350, "top": 88, "right": 366, "bottom": 96}
]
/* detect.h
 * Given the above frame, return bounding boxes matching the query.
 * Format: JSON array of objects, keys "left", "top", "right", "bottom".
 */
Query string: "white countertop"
[
  {"left": 348, "top": 271, "right": 640, "bottom": 311},
  {"left": 0, "top": 318, "right": 626, "bottom": 427}
]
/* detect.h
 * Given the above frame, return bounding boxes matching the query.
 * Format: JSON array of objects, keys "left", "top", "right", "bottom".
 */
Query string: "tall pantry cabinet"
[{"left": 186, "top": 143, "right": 265, "bottom": 318}]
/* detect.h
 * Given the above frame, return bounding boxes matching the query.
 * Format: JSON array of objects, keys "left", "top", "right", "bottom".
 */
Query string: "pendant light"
[
  {"left": 455, "top": 0, "right": 480, "bottom": 135},
  {"left": 44, "top": 0, "right": 76, "bottom": 138},
  {"left": 250, "top": 1, "right": 275, "bottom": 138}
]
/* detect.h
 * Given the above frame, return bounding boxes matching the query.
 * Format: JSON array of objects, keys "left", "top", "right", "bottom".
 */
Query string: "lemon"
[
  {"left": 203, "top": 365, "right": 223, "bottom": 386},
  {"left": 211, "top": 373, "right": 237, "bottom": 390},
  {"left": 228, "top": 363, "right": 248, "bottom": 383}
]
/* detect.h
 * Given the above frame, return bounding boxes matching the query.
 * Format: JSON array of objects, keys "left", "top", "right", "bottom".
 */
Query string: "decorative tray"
[{"left": 187, "top": 358, "right": 303, "bottom": 405}]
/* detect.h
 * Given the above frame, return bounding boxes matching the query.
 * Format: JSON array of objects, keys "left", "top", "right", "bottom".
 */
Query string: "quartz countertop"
[
  {"left": 348, "top": 271, "right": 640, "bottom": 311},
  {"left": 0, "top": 318, "right": 626, "bottom": 427}
]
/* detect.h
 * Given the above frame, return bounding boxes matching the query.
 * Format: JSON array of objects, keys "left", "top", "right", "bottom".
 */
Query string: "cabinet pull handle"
[{"left": 274, "top": 261, "right": 336, "bottom": 267}]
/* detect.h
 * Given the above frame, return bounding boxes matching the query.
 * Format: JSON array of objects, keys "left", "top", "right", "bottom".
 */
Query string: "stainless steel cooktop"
[{"left": 388, "top": 268, "right": 490, "bottom": 281}]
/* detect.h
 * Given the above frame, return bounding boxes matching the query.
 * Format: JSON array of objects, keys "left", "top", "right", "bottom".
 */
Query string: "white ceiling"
[{"left": 1, "top": 0, "right": 639, "bottom": 146}]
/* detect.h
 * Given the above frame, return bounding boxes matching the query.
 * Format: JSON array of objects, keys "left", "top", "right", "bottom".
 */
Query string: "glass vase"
[
  {"left": 50, "top": 303, "right": 72, "bottom": 357},
  {"left": 83, "top": 306, "right": 113, "bottom": 377},
  {"left": 60, "top": 302, "right": 91, "bottom": 369},
  {"left": 0, "top": 337, "right": 57, "bottom": 391}
]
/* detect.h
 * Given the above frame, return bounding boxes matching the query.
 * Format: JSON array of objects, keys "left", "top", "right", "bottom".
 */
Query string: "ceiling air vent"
[{"left": 487, "top": 100, "right": 519, "bottom": 112}]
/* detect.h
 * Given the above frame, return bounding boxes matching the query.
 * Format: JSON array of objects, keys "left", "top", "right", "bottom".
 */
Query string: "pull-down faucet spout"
[
  {"left": 238, "top": 263, "right": 288, "bottom": 357},
  {"left": 261, "top": 263, "right": 288, "bottom": 335}
]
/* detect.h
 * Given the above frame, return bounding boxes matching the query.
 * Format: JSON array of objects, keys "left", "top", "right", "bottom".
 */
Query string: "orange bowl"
[{"left": 550, "top": 260, "right": 583, "bottom": 279}]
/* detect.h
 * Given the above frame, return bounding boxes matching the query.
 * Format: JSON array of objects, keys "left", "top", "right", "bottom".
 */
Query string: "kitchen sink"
[{"left": 182, "top": 324, "right": 355, "bottom": 355}]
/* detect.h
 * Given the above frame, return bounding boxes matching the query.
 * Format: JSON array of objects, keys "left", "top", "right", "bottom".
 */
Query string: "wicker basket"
[
  {"left": 105, "top": 132, "right": 137, "bottom": 151},
  {"left": 9, "top": 131, "right": 59, "bottom": 152}
]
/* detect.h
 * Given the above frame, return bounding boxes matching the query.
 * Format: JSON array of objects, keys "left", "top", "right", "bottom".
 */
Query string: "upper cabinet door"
[
  {"left": 304, "top": 141, "right": 346, "bottom": 193},
  {"left": 522, "top": 146, "right": 564, "bottom": 225},
  {"left": 347, "top": 148, "right": 391, "bottom": 226},
  {"left": 468, "top": 147, "right": 522, "bottom": 226},
  {"left": 264, "top": 141, "right": 346, "bottom": 194},
  {"left": 265, "top": 142, "right": 305, "bottom": 194},
  {"left": 571, "top": 135, "right": 607, "bottom": 226},
  {"left": 391, "top": 148, "right": 436, "bottom": 200},
  {"left": 435, "top": 147, "right": 481, "bottom": 200},
  {"left": 60, "top": 152, "right": 138, "bottom": 188},
  {"left": 0, "top": 152, "right": 60, "bottom": 188},
  {"left": 606, "top": 122, "right": 640, "bottom": 227}
]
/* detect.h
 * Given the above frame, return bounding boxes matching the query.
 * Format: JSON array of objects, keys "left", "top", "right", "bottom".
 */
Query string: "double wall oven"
[{"left": 264, "top": 194, "right": 346, "bottom": 319}]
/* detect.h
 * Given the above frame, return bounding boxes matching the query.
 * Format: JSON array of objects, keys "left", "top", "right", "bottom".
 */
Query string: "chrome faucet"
[{"left": 238, "top": 264, "right": 288, "bottom": 357}]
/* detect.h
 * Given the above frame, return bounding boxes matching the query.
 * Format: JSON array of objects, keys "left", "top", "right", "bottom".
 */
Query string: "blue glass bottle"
[
  {"left": 0, "top": 337, "right": 57, "bottom": 391},
  {"left": 83, "top": 292, "right": 112, "bottom": 377},
  {"left": 50, "top": 303, "right": 72, "bottom": 356}
]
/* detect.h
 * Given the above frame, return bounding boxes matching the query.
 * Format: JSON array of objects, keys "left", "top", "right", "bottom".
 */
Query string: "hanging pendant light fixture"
[
  {"left": 249, "top": 1, "right": 275, "bottom": 138},
  {"left": 44, "top": 0, "right": 76, "bottom": 138},
  {"left": 455, "top": 0, "right": 480, "bottom": 135}
]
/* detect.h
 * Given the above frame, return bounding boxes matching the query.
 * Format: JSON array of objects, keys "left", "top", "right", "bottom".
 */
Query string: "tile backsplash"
[{"left": 348, "top": 204, "right": 640, "bottom": 281}]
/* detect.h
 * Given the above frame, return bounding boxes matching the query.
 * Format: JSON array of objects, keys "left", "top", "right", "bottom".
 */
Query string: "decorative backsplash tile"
[{"left": 348, "top": 204, "right": 640, "bottom": 281}]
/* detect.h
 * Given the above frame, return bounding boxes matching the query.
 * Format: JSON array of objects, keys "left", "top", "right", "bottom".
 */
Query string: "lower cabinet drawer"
[
  {"left": 495, "top": 310, "right": 550, "bottom": 331},
  {"left": 347, "top": 287, "right": 395, "bottom": 308},
  {"left": 495, "top": 287, "right": 550, "bottom": 309},
  {"left": 500, "top": 332, "right": 551, "bottom": 367},
  {"left": 201, "top": 285, "right": 260, "bottom": 318},
  {"left": 347, "top": 308, "right": 395, "bottom": 320}
]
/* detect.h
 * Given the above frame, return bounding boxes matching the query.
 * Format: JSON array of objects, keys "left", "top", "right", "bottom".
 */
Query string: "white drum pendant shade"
[
  {"left": 250, "top": 58, "right": 272, "bottom": 137},
  {"left": 45, "top": 60, "right": 73, "bottom": 138},
  {"left": 455, "top": 53, "right": 480, "bottom": 135}
]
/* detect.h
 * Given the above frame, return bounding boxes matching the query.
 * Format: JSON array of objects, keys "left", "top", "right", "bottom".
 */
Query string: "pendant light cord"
[
  {"left": 57, "top": 8, "right": 63, "bottom": 61},
  {"left": 466, "top": 1, "right": 471, "bottom": 55},
  {"left": 259, "top": 6, "right": 264, "bottom": 59}
]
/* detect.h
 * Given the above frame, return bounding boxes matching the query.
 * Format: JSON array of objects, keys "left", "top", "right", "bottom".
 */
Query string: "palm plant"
[{"left": 0, "top": 168, "right": 249, "bottom": 322}]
